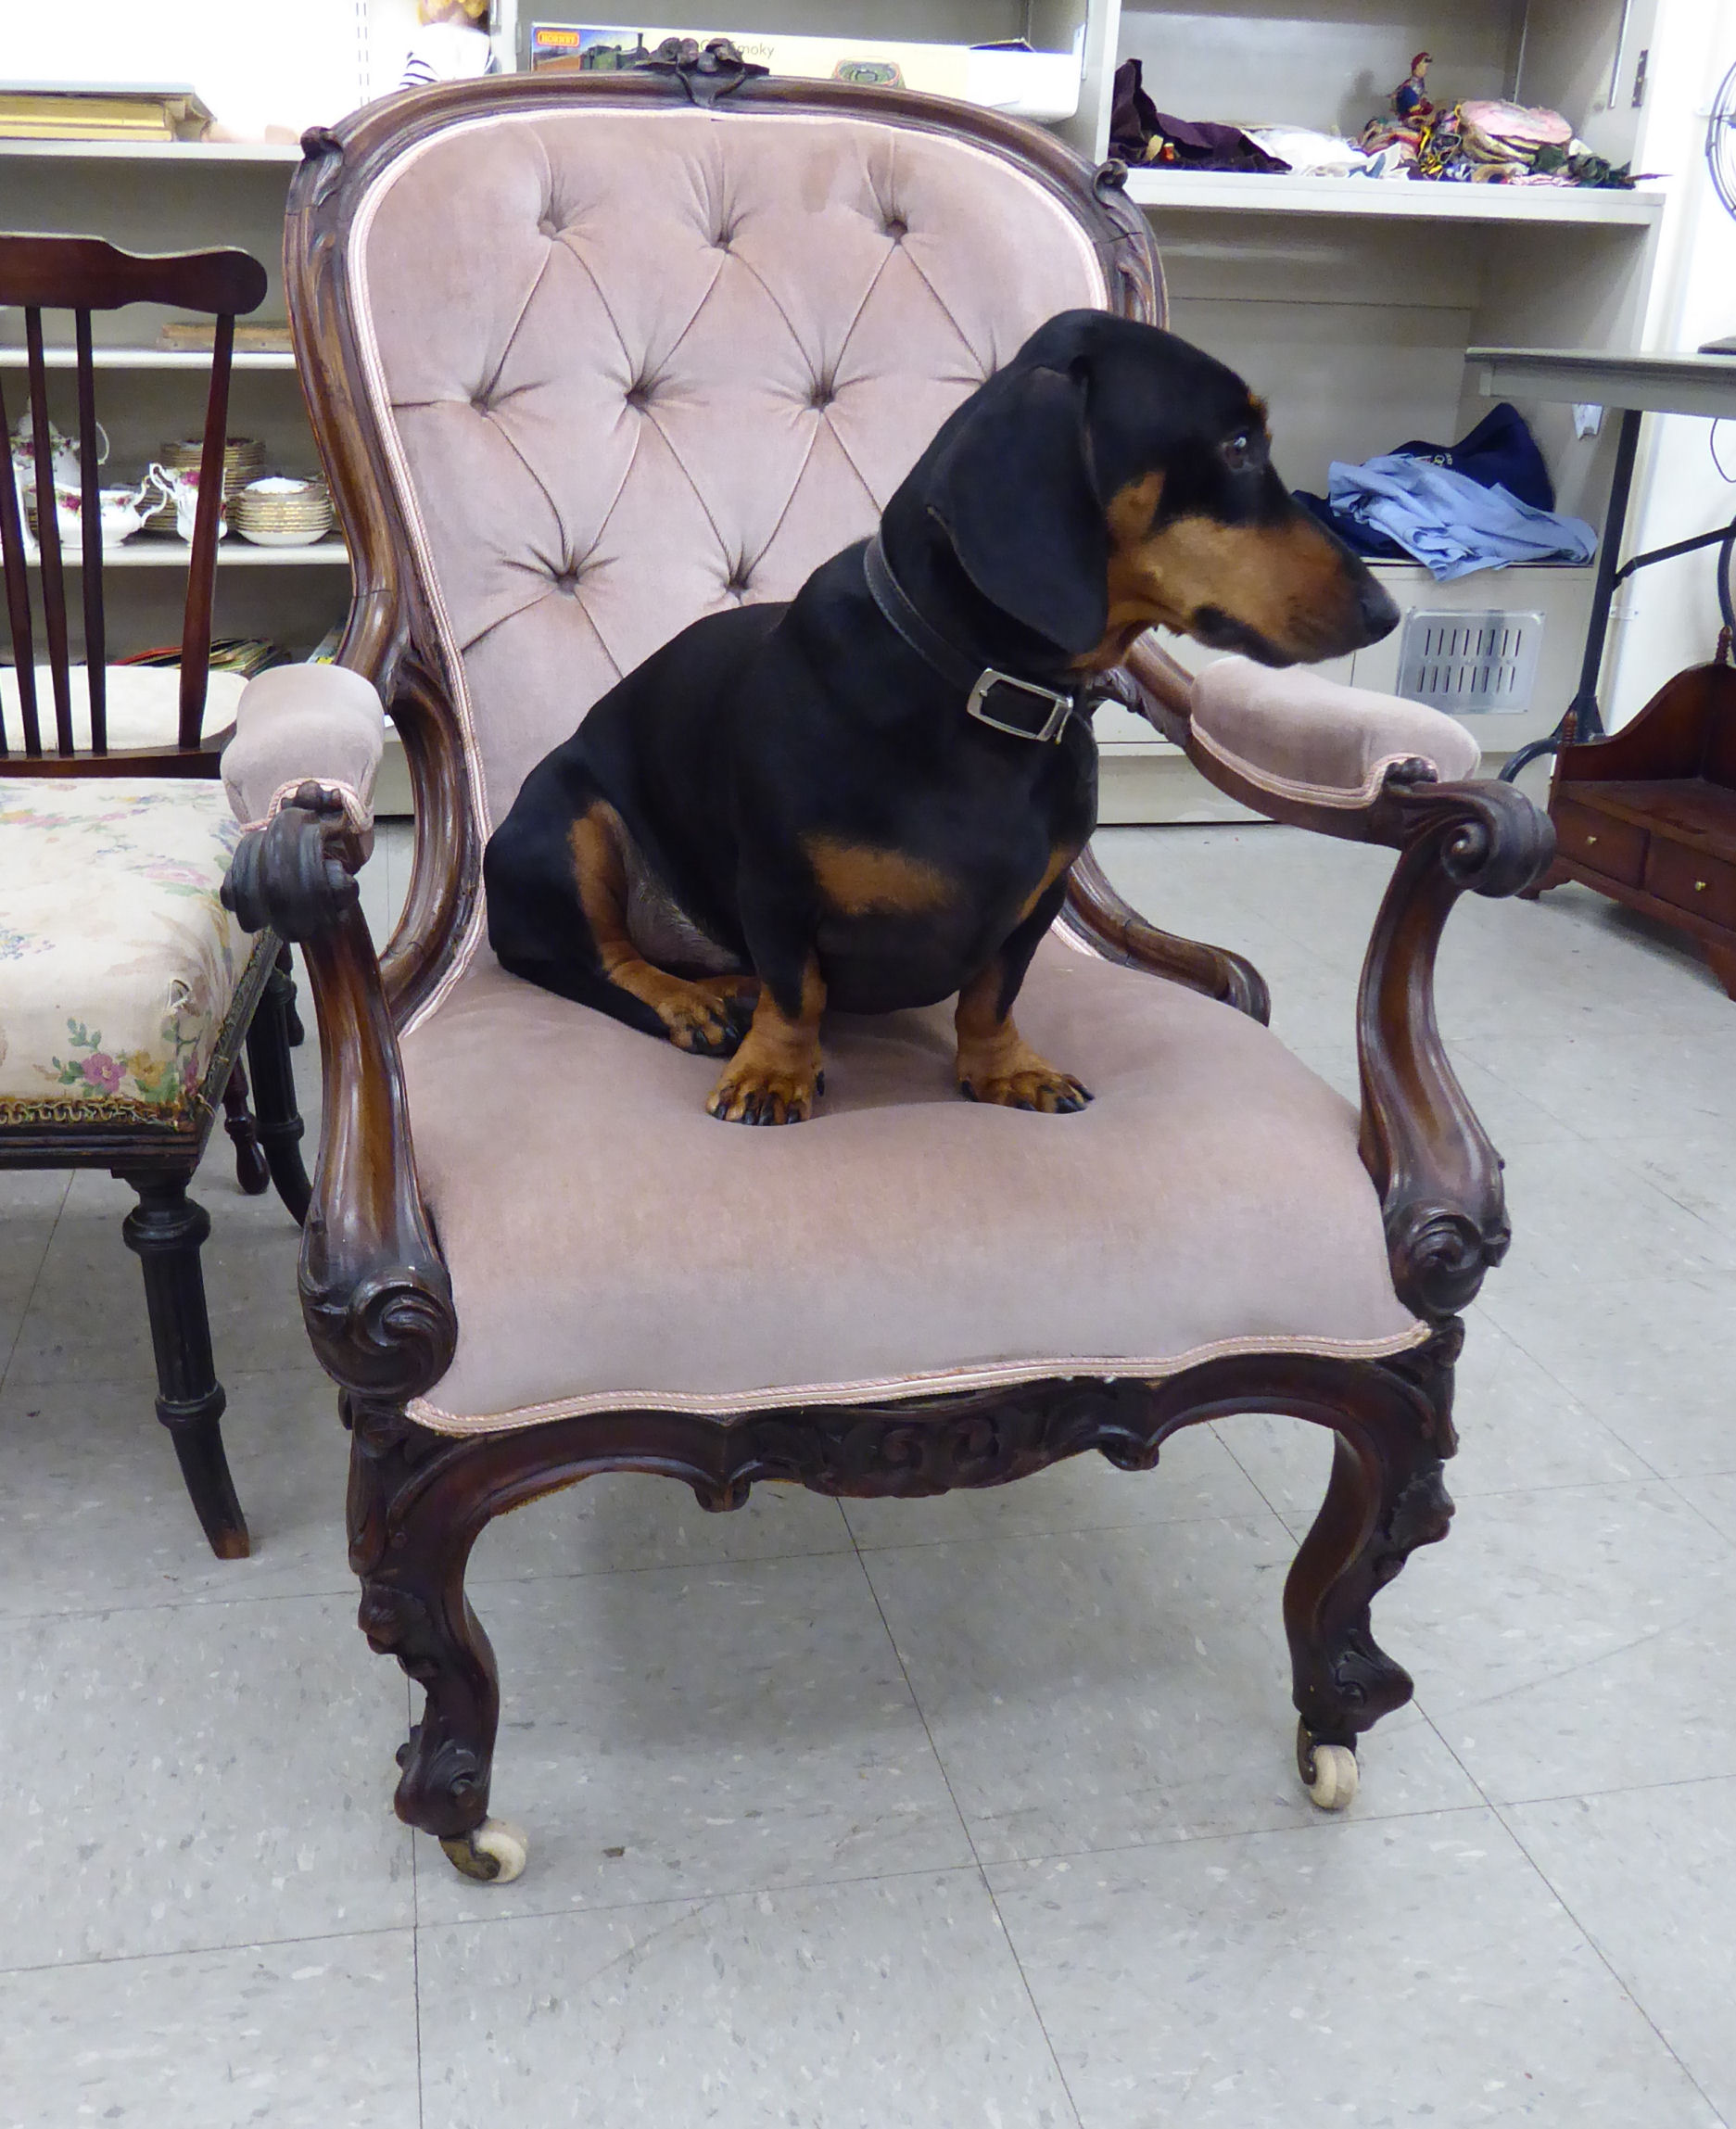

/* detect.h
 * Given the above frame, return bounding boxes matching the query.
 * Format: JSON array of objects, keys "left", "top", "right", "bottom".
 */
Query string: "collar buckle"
[{"left": 965, "top": 669, "right": 1075, "bottom": 744}]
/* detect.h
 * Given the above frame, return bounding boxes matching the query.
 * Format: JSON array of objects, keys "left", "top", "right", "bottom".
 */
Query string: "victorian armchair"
[
  {"left": 222, "top": 61, "right": 1552, "bottom": 1882},
  {"left": 0, "top": 234, "right": 313, "bottom": 1559}
]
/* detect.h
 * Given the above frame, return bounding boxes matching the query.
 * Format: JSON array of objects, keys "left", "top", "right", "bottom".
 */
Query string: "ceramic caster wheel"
[
  {"left": 438, "top": 1818, "right": 528, "bottom": 1883},
  {"left": 1297, "top": 1720, "right": 1359, "bottom": 1812}
]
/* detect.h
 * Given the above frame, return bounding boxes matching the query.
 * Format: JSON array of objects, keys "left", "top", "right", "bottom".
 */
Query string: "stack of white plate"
[
  {"left": 231, "top": 475, "right": 335, "bottom": 548},
  {"left": 140, "top": 435, "right": 267, "bottom": 534}
]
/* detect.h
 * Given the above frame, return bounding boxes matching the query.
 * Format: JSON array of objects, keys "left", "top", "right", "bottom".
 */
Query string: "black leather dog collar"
[{"left": 863, "top": 533, "right": 1086, "bottom": 744}]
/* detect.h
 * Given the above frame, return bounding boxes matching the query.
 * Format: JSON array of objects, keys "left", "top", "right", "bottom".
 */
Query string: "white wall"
[{"left": 1607, "top": 0, "right": 1736, "bottom": 722}]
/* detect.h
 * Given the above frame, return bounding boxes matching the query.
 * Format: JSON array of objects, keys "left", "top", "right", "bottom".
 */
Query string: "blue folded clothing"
[
  {"left": 1294, "top": 401, "right": 1594, "bottom": 578},
  {"left": 1324, "top": 456, "right": 1597, "bottom": 580},
  {"left": 1388, "top": 399, "right": 1558, "bottom": 513}
]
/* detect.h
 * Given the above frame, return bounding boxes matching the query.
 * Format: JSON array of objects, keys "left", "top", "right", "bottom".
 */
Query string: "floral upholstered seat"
[{"left": 0, "top": 779, "right": 249, "bottom": 1124}]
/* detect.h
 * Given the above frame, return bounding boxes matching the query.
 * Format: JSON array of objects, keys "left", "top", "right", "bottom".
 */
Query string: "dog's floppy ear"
[{"left": 930, "top": 362, "right": 1108, "bottom": 655}]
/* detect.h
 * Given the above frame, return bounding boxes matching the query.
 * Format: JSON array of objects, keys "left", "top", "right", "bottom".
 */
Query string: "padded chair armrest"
[
  {"left": 222, "top": 663, "right": 386, "bottom": 837},
  {"left": 1173, "top": 652, "right": 1484, "bottom": 841},
  {"left": 222, "top": 796, "right": 455, "bottom": 1403}
]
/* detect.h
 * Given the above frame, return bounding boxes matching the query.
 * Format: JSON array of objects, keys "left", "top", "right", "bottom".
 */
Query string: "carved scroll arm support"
[
  {"left": 1356, "top": 775, "right": 1554, "bottom": 1320},
  {"left": 1065, "top": 638, "right": 1272, "bottom": 1022},
  {"left": 1109, "top": 637, "right": 1556, "bottom": 1316},
  {"left": 222, "top": 788, "right": 456, "bottom": 1400}
]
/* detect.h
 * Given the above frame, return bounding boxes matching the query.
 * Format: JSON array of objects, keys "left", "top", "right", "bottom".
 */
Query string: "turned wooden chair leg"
[
  {"left": 121, "top": 1173, "right": 249, "bottom": 1560},
  {"left": 1281, "top": 1327, "right": 1461, "bottom": 1809},
  {"left": 221, "top": 1057, "right": 272, "bottom": 1196},
  {"left": 244, "top": 947, "right": 312, "bottom": 1225},
  {"left": 277, "top": 940, "right": 307, "bottom": 1045}
]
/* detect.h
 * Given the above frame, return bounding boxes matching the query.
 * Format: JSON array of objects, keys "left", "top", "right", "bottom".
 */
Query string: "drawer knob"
[
  {"left": 1585, "top": 833, "right": 1598, "bottom": 845},
  {"left": 1696, "top": 879, "right": 1709, "bottom": 893}
]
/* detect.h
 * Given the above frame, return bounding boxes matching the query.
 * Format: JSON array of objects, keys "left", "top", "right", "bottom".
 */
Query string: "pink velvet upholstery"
[
  {"left": 348, "top": 106, "right": 1111, "bottom": 850},
  {"left": 334, "top": 95, "right": 1426, "bottom": 1431},
  {"left": 1191, "top": 655, "right": 1483, "bottom": 807},
  {"left": 223, "top": 663, "right": 386, "bottom": 832},
  {"left": 401, "top": 940, "right": 1423, "bottom": 1430}
]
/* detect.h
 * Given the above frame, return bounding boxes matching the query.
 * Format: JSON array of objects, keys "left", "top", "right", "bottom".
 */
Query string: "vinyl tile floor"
[{"left": 4, "top": 811, "right": 1735, "bottom": 2128}]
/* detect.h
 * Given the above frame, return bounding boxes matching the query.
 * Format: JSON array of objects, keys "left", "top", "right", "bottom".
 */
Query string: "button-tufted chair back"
[{"left": 291, "top": 73, "right": 1161, "bottom": 1007}]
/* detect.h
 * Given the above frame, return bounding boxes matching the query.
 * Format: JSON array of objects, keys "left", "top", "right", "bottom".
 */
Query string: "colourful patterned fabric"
[{"left": 0, "top": 779, "right": 251, "bottom": 1126}]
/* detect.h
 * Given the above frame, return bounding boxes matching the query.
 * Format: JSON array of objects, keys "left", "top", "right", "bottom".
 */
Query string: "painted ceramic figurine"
[{"left": 1394, "top": 52, "right": 1433, "bottom": 122}]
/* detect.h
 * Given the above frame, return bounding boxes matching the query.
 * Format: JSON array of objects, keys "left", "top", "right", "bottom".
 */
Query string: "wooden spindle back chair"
[
  {"left": 0, "top": 233, "right": 309, "bottom": 1562},
  {"left": 0, "top": 232, "right": 267, "bottom": 772}
]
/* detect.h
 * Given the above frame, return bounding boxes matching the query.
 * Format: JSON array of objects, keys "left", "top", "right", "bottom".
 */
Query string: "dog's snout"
[{"left": 1356, "top": 575, "right": 1400, "bottom": 643}]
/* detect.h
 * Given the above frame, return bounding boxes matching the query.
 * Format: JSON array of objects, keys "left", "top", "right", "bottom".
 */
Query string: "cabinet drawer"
[
  {"left": 1644, "top": 840, "right": 1736, "bottom": 929},
  {"left": 1553, "top": 799, "right": 1646, "bottom": 885}
]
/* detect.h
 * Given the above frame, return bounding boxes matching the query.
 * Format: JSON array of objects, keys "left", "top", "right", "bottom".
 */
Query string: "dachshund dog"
[{"left": 484, "top": 311, "right": 1400, "bottom": 1122}]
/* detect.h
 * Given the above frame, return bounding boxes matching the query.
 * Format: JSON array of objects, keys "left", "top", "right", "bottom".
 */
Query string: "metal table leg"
[{"left": 1499, "top": 404, "right": 1642, "bottom": 784}]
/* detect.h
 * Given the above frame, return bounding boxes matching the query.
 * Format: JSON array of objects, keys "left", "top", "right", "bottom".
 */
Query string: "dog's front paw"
[
  {"left": 957, "top": 1055, "right": 1092, "bottom": 1114},
  {"left": 706, "top": 1056, "right": 821, "bottom": 1125}
]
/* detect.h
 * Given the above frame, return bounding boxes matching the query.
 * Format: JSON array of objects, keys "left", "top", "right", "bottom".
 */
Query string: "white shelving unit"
[
  {"left": 19, "top": 539, "right": 348, "bottom": 568},
  {"left": 0, "top": 0, "right": 1683, "bottom": 820},
  {"left": 1086, "top": 0, "right": 1673, "bottom": 817},
  {"left": 0, "top": 348, "right": 296, "bottom": 371},
  {"left": 0, "top": 135, "right": 344, "bottom": 677},
  {"left": 1121, "top": 167, "right": 1666, "bottom": 228},
  {"left": 0, "top": 138, "right": 302, "bottom": 163}
]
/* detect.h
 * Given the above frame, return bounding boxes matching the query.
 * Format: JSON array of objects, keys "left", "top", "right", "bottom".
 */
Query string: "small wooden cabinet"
[{"left": 1537, "top": 654, "right": 1736, "bottom": 996}]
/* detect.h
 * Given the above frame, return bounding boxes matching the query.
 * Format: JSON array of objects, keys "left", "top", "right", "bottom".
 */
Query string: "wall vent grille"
[{"left": 1395, "top": 610, "right": 1543, "bottom": 714}]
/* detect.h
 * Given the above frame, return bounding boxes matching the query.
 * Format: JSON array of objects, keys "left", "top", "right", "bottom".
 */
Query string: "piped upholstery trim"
[
  {"left": 1191, "top": 721, "right": 1445, "bottom": 812},
  {"left": 407, "top": 1321, "right": 1431, "bottom": 1436}
]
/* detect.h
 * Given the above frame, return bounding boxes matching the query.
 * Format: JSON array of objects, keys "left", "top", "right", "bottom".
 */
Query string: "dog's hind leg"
[{"left": 564, "top": 802, "right": 758, "bottom": 1056}]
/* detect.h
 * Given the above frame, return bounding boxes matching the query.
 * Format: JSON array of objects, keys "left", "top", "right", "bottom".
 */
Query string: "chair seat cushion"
[
  {"left": 400, "top": 941, "right": 1424, "bottom": 1432},
  {"left": 0, "top": 778, "right": 251, "bottom": 1124},
  {"left": 0, "top": 665, "right": 245, "bottom": 754}
]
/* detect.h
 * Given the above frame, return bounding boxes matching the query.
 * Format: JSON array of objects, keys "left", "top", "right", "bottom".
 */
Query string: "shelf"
[
  {"left": 0, "top": 137, "right": 301, "bottom": 163},
  {"left": 1123, "top": 168, "right": 1666, "bottom": 228},
  {"left": 0, "top": 346, "right": 295, "bottom": 370},
  {"left": 20, "top": 538, "right": 348, "bottom": 568}
]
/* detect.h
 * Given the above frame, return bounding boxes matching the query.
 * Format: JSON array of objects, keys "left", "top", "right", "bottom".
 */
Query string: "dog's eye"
[{"left": 1221, "top": 431, "right": 1262, "bottom": 475}]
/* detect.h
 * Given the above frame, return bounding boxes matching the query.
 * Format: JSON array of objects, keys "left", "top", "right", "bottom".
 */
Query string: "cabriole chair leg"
[
  {"left": 121, "top": 1173, "right": 249, "bottom": 1560},
  {"left": 245, "top": 948, "right": 312, "bottom": 1225},
  {"left": 1281, "top": 1329, "right": 1461, "bottom": 1809},
  {"left": 348, "top": 1404, "right": 526, "bottom": 1882},
  {"left": 221, "top": 1058, "right": 271, "bottom": 1197}
]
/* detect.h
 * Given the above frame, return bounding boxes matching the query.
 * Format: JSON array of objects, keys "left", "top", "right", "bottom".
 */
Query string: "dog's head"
[{"left": 914, "top": 310, "right": 1398, "bottom": 671}]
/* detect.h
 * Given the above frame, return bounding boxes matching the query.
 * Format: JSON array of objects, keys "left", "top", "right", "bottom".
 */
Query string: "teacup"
[{"left": 144, "top": 462, "right": 229, "bottom": 543}]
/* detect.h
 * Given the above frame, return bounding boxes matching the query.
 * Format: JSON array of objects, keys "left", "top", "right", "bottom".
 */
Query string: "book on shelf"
[
  {"left": 0, "top": 83, "right": 214, "bottom": 143},
  {"left": 159, "top": 318, "right": 295, "bottom": 354},
  {"left": 526, "top": 23, "right": 1082, "bottom": 120}
]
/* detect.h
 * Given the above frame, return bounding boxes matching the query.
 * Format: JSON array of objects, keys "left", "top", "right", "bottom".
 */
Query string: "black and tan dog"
[{"left": 484, "top": 310, "right": 1399, "bottom": 1123}]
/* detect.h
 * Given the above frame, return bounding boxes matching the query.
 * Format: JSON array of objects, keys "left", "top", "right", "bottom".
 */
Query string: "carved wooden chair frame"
[{"left": 223, "top": 66, "right": 1553, "bottom": 1880}]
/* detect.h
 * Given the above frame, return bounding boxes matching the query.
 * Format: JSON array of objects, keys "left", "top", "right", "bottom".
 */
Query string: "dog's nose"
[{"left": 1358, "top": 576, "right": 1400, "bottom": 642}]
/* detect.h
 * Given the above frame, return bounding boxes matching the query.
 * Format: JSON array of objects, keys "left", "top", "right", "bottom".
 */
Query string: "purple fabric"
[{"left": 1109, "top": 60, "right": 1288, "bottom": 174}]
